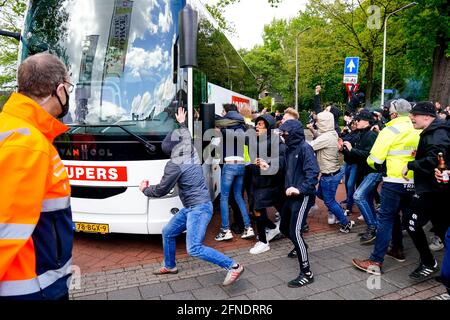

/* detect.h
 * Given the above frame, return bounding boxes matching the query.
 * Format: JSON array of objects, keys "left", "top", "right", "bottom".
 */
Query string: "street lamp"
[
  {"left": 295, "top": 26, "right": 311, "bottom": 111},
  {"left": 380, "top": 2, "right": 417, "bottom": 107}
]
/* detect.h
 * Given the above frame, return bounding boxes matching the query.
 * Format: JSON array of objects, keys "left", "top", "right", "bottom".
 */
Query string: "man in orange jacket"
[{"left": 0, "top": 53, "right": 73, "bottom": 300}]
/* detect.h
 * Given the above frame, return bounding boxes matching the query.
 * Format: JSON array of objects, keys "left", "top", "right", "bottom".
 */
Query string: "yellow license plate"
[{"left": 75, "top": 222, "right": 109, "bottom": 234}]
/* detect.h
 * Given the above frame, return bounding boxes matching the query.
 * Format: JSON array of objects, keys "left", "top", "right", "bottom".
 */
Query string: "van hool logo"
[{"left": 59, "top": 144, "right": 113, "bottom": 160}]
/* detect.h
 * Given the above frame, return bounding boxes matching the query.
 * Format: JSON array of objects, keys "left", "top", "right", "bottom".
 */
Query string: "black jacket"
[
  {"left": 342, "top": 126, "right": 378, "bottom": 179},
  {"left": 215, "top": 111, "right": 247, "bottom": 161},
  {"left": 247, "top": 114, "right": 285, "bottom": 210},
  {"left": 143, "top": 125, "right": 211, "bottom": 207},
  {"left": 407, "top": 119, "right": 450, "bottom": 194},
  {"left": 279, "top": 120, "right": 319, "bottom": 195}
]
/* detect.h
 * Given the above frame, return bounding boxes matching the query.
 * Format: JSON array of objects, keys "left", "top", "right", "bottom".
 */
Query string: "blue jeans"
[
  {"left": 344, "top": 163, "right": 358, "bottom": 211},
  {"left": 162, "top": 202, "right": 235, "bottom": 270},
  {"left": 220, "top": 164, "right": 251, "bottom": 230},
  {"left": 442, "top": 227, "right": 450, "bottom": 293},
  {"left": 353, "top": 173, "right": 382, "bottom": 229},
  {"left": 317, "top": 167, "right": 348, "bottom": 225},
  {"left": 370, "top": 182, "right": 414, "bottom": 263}
]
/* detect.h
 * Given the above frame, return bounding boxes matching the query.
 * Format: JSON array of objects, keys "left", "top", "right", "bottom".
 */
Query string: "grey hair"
[{"left": 389, "top": 99, "right": 412, "bottom": 116}]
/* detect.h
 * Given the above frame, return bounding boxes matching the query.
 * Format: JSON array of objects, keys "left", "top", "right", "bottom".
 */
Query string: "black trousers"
[
  {"left": 406, "top": 192, "right": 450, "bottom": 267},
  {"left": 254, "top": 204, "right": 282, "bottom": 243},
  {"left": 280, "top": 195, "right": 315, "bottom": 273}
]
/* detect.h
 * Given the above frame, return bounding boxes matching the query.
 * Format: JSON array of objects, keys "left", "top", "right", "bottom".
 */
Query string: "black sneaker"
[
  {"left": 287, "top": 248, "right": 297, "bottom": 258},
  {"left": 409, "top": 261, "right": 439, "bottom": 281},
  {"left": 339, "top": 220, "right": 355, "bottom": 233},
  {"left": 288, "top": 271, "right": 314, "bottom": 288},
  {"left": 360, "top": 228, "right": 376, "bottom": 245}
]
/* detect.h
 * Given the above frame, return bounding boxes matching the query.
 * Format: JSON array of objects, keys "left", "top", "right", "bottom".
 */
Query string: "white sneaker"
[
  {"left": 357, "top": 215, "right": 365, "bottom": 221},
  {"left": 241, "top": 227, "right": 255, "bottom": 239},
  {"left": 215, "top": 229, "right": 233, "bottom": 241},
  {"left": 327, "top": 213, "right": 336, "bottom": 225},
  {"left": 266, "top": 222, "right": 280, "bottom": 242},
  {"left": 249, "top": 241, "right": 270, "bottom": 254},
  {"left": 429, "top": 235, "right": 444, "bottom": 251}
]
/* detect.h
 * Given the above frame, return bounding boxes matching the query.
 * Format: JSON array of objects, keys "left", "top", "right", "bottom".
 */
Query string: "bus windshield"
[{"left": 21, "top": 0, "right": 186, "bottom": 136}]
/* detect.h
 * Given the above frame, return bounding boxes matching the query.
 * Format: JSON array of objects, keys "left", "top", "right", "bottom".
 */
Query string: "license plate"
[{"left": 74, "top": 222, "right": 109, "bottom": 234}]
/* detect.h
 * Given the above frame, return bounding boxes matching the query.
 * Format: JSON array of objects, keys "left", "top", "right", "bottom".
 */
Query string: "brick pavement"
[{"left": 70, "top": 224, "right": 447, "bottom": 300}]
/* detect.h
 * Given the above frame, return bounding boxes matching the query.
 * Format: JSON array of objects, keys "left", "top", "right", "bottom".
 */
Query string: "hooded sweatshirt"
[
  {"left": 279, "top": 120, "right": 319, "bottom": 195},
  {"left": 309, "top": 111, "right": 341, "bottom": 174},
  {"left": 407, "top": 118, "right": 450, "bottom": 194},
  {"left": 143, "top": 125, "right": 210, "bottom": 207},
  {"left": 247, "top": 114, "right": 286, "bottom": 209}
]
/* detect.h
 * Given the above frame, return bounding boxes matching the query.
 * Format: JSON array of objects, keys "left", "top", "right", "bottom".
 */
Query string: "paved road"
[{"left": 70, "top": 224, "right": 448, "bottom": 300}]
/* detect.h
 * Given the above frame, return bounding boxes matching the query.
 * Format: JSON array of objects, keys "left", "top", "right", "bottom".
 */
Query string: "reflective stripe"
[
  {"left": 0, "top": 278, "right": 41, "bottom": 296},
  {"left": 369, "top": 154, "right": 384, "bottom": 164},
  {"left": 38, "top": 258, "right": 72, "bottom": 290},
  {"left": 0, "top": 259, "right": 72, "bottom": 296},
  {"left": 388, "top": 150, "right": 413, "bottom": 156},
  {"left": 0, "top": 223, "right": 35, "bottom": 240},
  {"left": 0, "top": 128, "right": 31, "bottom": 142},
  {"left": 383, "top": 177, "right": 415, "bottom": 184},
  {"left": 387, "top": 126, "right": 400, "bottom": 135},
  {"left": 41, "top": 197, "right": 70, "bottom": 212}
]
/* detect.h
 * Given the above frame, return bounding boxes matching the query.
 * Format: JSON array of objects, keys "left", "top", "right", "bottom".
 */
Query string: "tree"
[{"left": 0, "top": 0, "right": 26, "bottom": 90}]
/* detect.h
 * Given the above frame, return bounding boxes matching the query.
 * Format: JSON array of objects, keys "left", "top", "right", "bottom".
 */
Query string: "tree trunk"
[
  {"left": 365, "top": 55, "right": 374, "bottom": 107},
  {"left": 429, "top": 35, "right": 450, "bottom": 106}
]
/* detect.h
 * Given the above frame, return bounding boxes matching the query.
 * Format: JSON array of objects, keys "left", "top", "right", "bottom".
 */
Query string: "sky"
[{"left": 201, "top": 0, "right": 308, "bottom": 50}]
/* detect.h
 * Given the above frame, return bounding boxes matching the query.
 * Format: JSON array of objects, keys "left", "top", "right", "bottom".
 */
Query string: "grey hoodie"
[
  {"left": 309, "top": 111, "right": 341, "bottom": 174},
  {"left": 143, "top": 125, "right": 211, "bottom": 207}
]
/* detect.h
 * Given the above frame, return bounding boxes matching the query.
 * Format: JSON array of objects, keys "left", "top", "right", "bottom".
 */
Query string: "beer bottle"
[{"left": 437, "top": 152, "right": 449, "bottom": 184}]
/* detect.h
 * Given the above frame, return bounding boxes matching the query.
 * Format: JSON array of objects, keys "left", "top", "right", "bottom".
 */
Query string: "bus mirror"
[
  {"left": 178, "top": 4, "right": 198, "bottom": 68},
  {"left": 0, "top": 29, "right": 21, "bottom": 41},
  {"left": 173, "top": 40, "right": 178, "bottom": 84},
  {"left": 200, "top": 103, "right": 215, "bottom": 135}
]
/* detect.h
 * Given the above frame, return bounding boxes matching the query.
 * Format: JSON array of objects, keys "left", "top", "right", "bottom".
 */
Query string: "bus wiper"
[{"left": 68, "top": 124, "right": 157, "bottom": 154}]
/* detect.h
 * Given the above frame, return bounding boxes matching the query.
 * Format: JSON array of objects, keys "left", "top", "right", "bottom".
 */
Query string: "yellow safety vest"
[{"left": 367, "top": 116, "right": 421, "bottom": 183}]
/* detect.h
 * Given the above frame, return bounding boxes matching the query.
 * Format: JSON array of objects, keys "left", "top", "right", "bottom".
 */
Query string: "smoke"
[{"left": 400, "top": 78, "right": 425, "bottom": 102}]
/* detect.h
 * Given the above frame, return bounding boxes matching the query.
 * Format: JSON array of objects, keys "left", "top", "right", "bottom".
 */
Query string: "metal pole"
[
  {"left": 295, "top": 36, "right": 299, "bottom": 111},
  {"left": 380, "top": 2, "right": 417, "bottom": 107},
  {"left": 381, "top": 17, "right": 388, "bottom": 108}
]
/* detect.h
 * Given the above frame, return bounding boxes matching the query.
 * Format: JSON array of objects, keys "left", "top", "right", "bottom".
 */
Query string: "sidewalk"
[{"left": 70, "top": 225, "right": 447, "bottom": 300}]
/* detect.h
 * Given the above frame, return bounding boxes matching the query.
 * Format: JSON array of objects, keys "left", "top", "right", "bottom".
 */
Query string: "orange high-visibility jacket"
[{"left": 0, "top": 93, "right": 72, "bottom": 300}]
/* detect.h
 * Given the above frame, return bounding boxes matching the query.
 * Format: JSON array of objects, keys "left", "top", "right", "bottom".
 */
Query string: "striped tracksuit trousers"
[{"left": 280, "top": 194, "right": 315, "bottom": 273}]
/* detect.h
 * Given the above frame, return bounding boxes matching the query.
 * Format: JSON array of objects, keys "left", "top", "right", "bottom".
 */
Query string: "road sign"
[
  {"left": 343, "top": 75, "right": 358, "bottom": 84},
  {"left": 344, "top": 57, "right": 359, "bottom": 75},
  {"left": 343, "top": 57, "right": 360, "bottom": 84}
]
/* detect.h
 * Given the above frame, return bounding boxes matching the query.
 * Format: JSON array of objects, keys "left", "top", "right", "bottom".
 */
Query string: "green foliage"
[
  {"left": 273, "top": 102, "right": 287, "bottom": 112},
  {"left": 228, "top": 0, "right": 448, "bottom": 107},
  {"left": 0, "top": 0, "right": 26, "bottom": 89},
  {"left": 299, "top": 110, "right": 310, "bottom": 127},
  {"left": 258, "top": 96, "right": 273, "bottom": 111}
]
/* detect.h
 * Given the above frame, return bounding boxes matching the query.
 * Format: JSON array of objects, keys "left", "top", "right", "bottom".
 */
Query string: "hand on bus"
[
  {"left": 139, "top": 180, "right": 149, "bottom": 192},
  {"left": 176, "top": 107, "right": 187, "bottom": 124}
]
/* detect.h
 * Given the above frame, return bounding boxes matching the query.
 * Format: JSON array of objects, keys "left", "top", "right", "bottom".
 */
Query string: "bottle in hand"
[{"left": 437, "top": 152, "right": 449, "bottom": 184}]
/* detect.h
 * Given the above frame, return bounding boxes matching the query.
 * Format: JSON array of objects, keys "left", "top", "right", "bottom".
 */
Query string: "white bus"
[{"left": 12, "top": 0, "right": 258, "bottom": 234}]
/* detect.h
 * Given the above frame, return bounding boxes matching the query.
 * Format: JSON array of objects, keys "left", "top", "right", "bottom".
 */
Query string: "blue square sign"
[{"left": 344, "top": 57, "right": 360, "bottom": 75}]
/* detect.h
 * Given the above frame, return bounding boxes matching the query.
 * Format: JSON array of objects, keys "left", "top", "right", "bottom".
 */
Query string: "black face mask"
[{"left": 55, "top": 87, "right": 70, "bottom": 119}]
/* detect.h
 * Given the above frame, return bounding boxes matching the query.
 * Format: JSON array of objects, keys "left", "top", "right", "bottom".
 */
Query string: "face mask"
[{"left": 55, "top": 87, "right": 70, "bottom": 119}]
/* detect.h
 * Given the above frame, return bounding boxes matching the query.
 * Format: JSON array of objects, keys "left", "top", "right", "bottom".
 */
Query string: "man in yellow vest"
[{"left": 352, "top": 99, "right": 420, "bottom": 275}]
